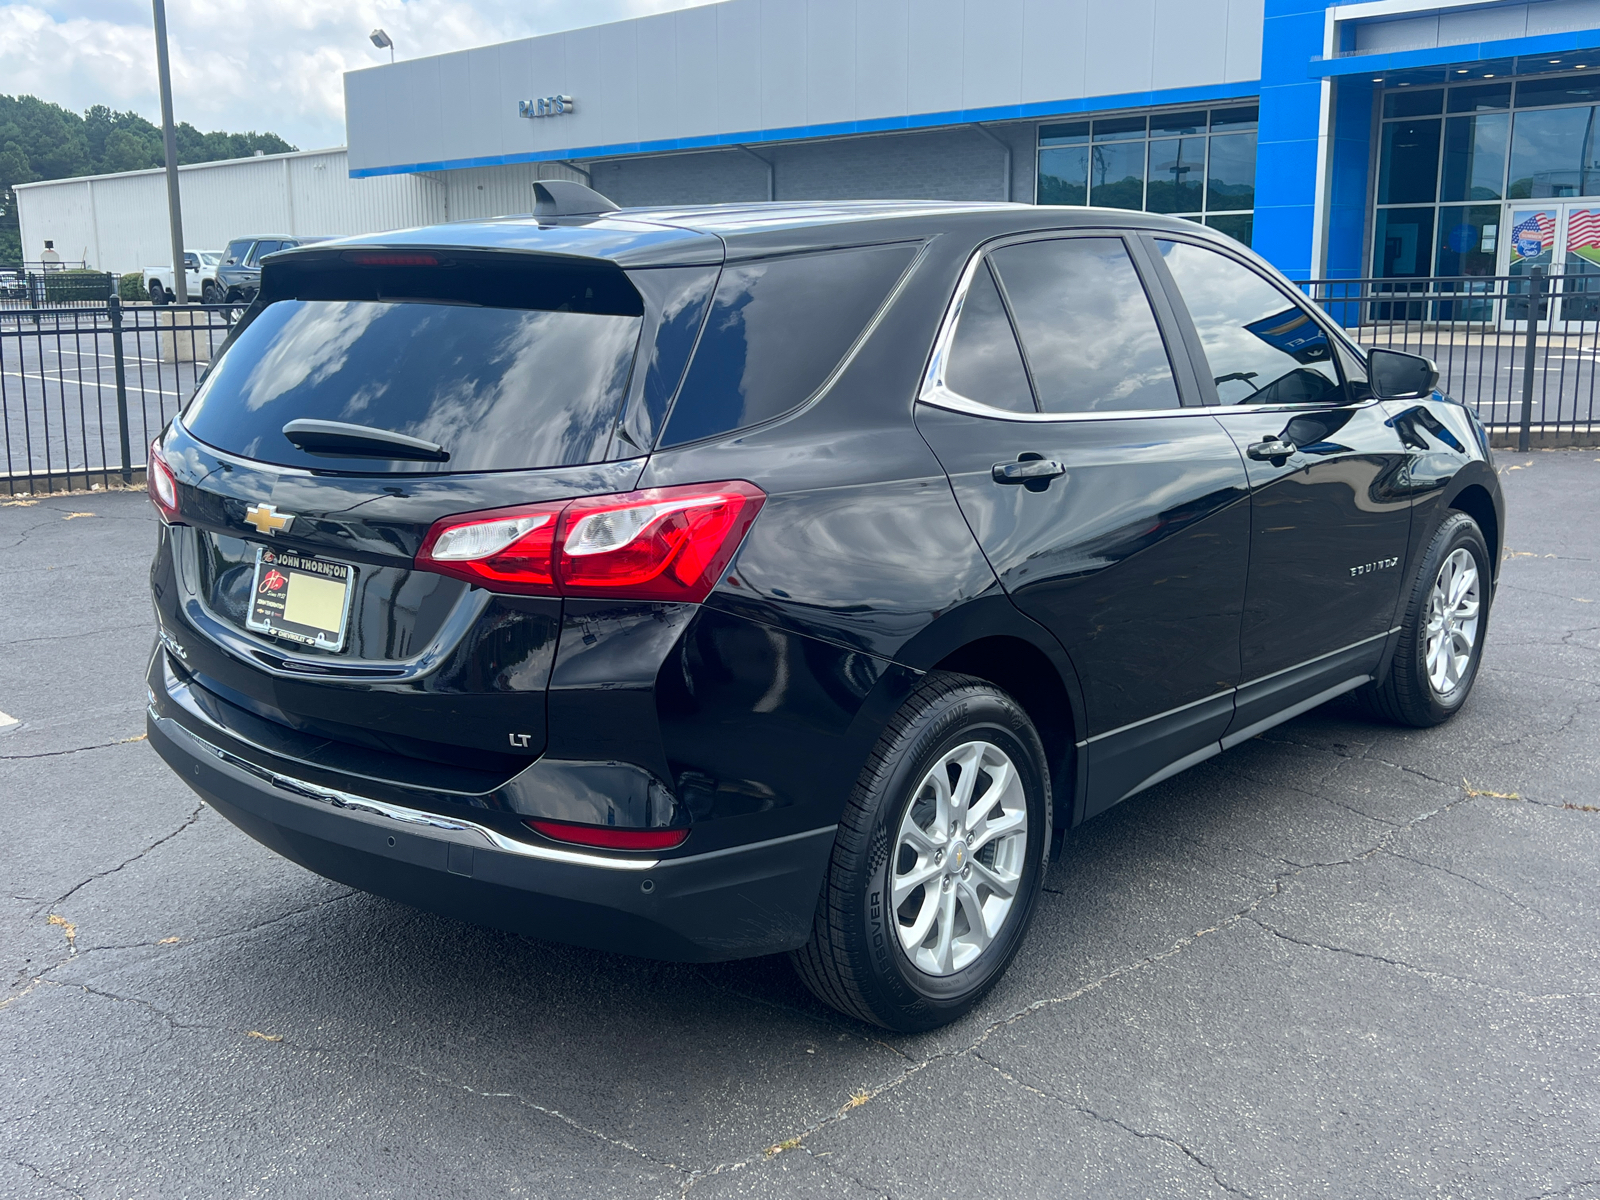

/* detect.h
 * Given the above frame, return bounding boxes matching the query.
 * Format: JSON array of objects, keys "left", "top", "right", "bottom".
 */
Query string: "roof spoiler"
[{"left": 533, "top": 180, "right": 620, "bottom": 220}]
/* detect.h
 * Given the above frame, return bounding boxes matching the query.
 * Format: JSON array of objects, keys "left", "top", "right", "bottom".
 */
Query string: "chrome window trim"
[{"left": 917, "top": 226, "right": 1206, "bottom": 423}]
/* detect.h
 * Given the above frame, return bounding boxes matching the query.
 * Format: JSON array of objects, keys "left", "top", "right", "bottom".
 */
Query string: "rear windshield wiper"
[{"left": 282, "top": 419, "right": 449, "bottom": 462}]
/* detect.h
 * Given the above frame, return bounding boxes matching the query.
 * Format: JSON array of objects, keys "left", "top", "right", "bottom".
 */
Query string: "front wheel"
[
  {"left": 1360, "top": 511, "right": 1491, "bottom": 727},
  {"left": 201, "top": 281, "right": 222, "bottom": 305},
  {"left": 791, "top": 672, "right": 1051, "bottom": 1031}
]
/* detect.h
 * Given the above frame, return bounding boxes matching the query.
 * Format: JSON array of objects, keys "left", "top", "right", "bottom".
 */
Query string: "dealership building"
[{"left": 22, "top": 0, "right": 1600, "bottom": 284}]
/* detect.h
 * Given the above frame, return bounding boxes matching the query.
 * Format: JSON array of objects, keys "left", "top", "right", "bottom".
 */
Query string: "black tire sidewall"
[
  {"left": 1403, "top": 514, "right": 1492, "bottom": 721},
  {"left": 856, "top": 689, "right": 1050, "bottom": 1026}
]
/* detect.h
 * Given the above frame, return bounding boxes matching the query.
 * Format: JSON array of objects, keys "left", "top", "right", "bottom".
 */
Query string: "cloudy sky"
[{"left": 1, "top": 0, "right": 713, "bottom": 149}]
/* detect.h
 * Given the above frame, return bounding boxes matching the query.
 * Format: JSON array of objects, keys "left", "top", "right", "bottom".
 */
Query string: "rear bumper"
[{"left": 147, "top": 711, "right": 835, "bottom": 962}]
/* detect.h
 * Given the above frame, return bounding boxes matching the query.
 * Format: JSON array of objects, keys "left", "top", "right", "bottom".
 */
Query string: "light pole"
[
  {"left": 152, "top": 0, "right": 187, "bottom": 302},
  {"left": 370, "top": 29, "right": 394, "bottom": 63}
]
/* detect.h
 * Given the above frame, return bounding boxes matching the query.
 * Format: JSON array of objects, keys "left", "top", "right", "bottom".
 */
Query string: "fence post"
[
  {"left": 1518, "top": 267, "right": 1544, "bottom": 453},
  {"left": 109, "top": 294, "right": 133, "bottom": 484}
]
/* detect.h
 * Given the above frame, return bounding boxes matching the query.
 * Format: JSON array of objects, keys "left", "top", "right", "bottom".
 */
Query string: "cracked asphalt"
[{"left": 3, "top": 451, "right": 1599, "bottom": 1200}]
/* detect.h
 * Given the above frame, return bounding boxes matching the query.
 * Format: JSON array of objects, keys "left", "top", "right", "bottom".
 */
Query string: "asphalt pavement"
[{"left": 3, "top": 452, "right": 1599, "bottom": 1199}]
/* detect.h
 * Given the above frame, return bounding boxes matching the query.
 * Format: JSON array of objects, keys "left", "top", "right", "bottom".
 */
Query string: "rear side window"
[
  {"left": 1156, "top": 239, "right": 1343, "bottom": 406},
  {"left": 247, "top": 241, "right": 281, "bottom": 265},
  {"left": 988, "top": 238, "right": 1181, "bottom": 414},
  {"left": 659, "top": 243, "right": 918, "bottom": 447},
  {"left": 183, "top": 299, "right": 641, "bottom": 473},
  {"left": 943, "top": 261, "right": 1035, "bottom": 413}
]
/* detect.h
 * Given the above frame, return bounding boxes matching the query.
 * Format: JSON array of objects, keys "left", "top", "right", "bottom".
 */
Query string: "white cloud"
[{"left": 1, "top": 0, "right": 712, "bottom": 150}]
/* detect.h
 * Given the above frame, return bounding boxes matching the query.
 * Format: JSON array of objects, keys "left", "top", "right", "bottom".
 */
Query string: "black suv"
[
  {"left": 147, "top": 185, "right": 1503, "bottom": 1031},
  {"left": 216, "top": 235, "right": 328, "bottom": 303}
]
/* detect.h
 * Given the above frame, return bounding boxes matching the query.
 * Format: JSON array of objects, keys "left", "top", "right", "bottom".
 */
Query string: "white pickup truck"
[{"left": 144, "top": 250, "right": 222, "bottom": 304}]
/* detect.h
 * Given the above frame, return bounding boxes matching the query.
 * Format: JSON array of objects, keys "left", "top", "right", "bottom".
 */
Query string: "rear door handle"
[
  {"left": 992, "top": 459, "right": 1067, "bottom": 484},
  {"left": 1246, "top": 437, "right": 1298, "bottom": 462}
]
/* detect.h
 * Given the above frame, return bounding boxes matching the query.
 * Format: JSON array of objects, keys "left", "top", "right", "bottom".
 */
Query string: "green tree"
[{"left": 0, "top": 93, "right": 298, "bottom": 265}]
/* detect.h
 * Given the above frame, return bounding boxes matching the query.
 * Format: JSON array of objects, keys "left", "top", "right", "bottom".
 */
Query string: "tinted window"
[
  {"left": 1157, "top": 239, "right": 1343, "bottom": 407},
  {"left": 247, "top": 241, "right": 282, "bottom": 265},
  {"left": 1378, "top": 119, "right": 1442, "bottom": 204},
  {"left": 989, "top": 238, "right": 1180, "bottom": 414},
  {"left": 660, "top": 244, "right": 916, "bottom": 446},
  {"left": 224, "top": 239, "right": 251, "bottom": 264},
  {"left": 943, "top": 262, "right": 1034, "bottom": 413},
  {"left": 184, "top": 299, "right": 641, "bottom": 473}
]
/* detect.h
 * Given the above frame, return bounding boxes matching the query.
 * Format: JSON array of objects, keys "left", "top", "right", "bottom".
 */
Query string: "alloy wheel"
[
  {"left": 1425, "top": 547, "right": 1480, "bottom": 696},
  {"left": 892, "top": 740, "right": 1029, "bottom": 976}
]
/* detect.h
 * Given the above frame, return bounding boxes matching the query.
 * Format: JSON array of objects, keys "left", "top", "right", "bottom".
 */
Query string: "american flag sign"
[
  {"left": 1567, "top": 209, "right": 1600, "bottom": 252},
  {"left": 1511, "top": 211, "right": 1556, "bottom": 261}
]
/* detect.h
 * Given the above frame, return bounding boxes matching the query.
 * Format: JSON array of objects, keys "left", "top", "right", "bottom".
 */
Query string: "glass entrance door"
[{"left": 1503, "top": 202, "right": 1600, "bottom": 323}]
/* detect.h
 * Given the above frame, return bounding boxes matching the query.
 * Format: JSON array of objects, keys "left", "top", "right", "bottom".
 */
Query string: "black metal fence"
[
  {"left": 1302, "top": 269, "right": 1595, "bottom": 448},
  {"left": 0, "top": 261, "right": 116, "bottom": 311},
  {"left": 3, "top": 273, "right": 1598, "bottom": 495},
  {"left": 1, "top": 298, "right": 235, "bottom": 495}
]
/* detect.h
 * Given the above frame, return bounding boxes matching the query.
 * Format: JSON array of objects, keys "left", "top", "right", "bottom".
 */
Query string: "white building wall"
[
  {"left": 1353, "top": 0, "right": 1600, "bottom": 52},
  {"left": 15, "top": 149, "right": 446, "bottom": 276},
  {"left": 343, "top": 0, "right": 1261, "bottom": 176}
]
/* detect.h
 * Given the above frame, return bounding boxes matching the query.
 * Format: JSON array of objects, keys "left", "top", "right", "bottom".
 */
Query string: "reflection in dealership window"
[
  {"left": 1157, "top": 240, "right": 1343, "bottom": 407},
  {"left": 1037, "top": 106, "right": 1257, "bottom": 247}
]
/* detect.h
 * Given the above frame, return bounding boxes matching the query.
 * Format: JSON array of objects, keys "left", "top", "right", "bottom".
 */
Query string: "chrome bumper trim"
[{"left": 156, "top": 710, "right": 838, "bottom": 873}]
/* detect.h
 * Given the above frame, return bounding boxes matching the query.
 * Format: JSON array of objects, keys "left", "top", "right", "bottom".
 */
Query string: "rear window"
[
  {"left": 183, "top": 299, "right": 642, "bottom": 473},
  {"left": 658, "top": 243, "right": 918, "bottom": 447}
]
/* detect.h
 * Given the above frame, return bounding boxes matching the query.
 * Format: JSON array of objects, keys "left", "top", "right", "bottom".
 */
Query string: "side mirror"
[{"left": 1368, "top": 348, "right": 1439, "bottom": 400}]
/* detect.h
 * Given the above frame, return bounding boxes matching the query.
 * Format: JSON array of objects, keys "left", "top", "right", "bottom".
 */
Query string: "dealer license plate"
[{"left": 245, "top": 546, "right": 356, "bottom": 652}]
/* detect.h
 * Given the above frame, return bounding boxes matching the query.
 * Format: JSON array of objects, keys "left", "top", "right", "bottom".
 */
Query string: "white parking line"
[
  {"left": 0, "top": 370, "right": 182, "bottom": 398},
  {"left": 0, "top": 710, "right": 18, "bottom": 731}
]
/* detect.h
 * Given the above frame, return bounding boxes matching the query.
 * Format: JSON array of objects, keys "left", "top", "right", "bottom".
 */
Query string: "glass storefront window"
[
  {"left": 1441, "top": 112, "right": 1509, "bottom": 201},
  {"left": 1507, "top": 106, "right": 1599, "bottom": 198},
  {"left": 1373, "top": 208, "right": 1436, "bottom": 278},
  {"left": 1448, "top": 83, "right": 1511, "bottom": 113},
  {"left": 1037, "top": 145, "right": 1088, "bottom": 206},
  {"left": 1378, "top": 119, "right": 1442, "bottom": 203},
  {"left": 1375, "top": 69, "right": 1600, "bottom": 286},
  {"left": 1435, "top": 205, "right": 1501, "bottom": 275},
  {"left": 1090, "top": 140, "right": 1146, "bottom": 210},
  {"left": 1514, "top": 76, "right": 1600, "bottom": 107},
  {"left": 1207, "top": 133, "right": 1256, "bottom": 211},
  {"left": 1383, "top": 88, "right": 1444, "bottom": 118},
  {"left": 1205, "top": 214, "right": 1253, "bottom": 245},
  {"left": 1037, "top": 104, "right": 1257, "bottom": 245},
  {"left": 1147, "top": 137, "right": 1204, "bottom": 213}
]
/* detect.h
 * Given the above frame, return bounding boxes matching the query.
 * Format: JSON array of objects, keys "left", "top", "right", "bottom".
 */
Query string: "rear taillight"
[
  {"left": 525, "top": 818, "right": 689, "bottom": 852},
  {"left": 147, "top": 439, "right": 181, "bottom": 523},
  {"left": 415, "top": 481, "right": 764, "bottom": 603},
  {"left": 415, "top": 503, "right": 564, "bottom": 595}
]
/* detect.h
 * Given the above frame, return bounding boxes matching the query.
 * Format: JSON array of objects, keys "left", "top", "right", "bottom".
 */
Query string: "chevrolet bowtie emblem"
[{"left": 244, "top": 502, "right": 294, "bottom": 536}]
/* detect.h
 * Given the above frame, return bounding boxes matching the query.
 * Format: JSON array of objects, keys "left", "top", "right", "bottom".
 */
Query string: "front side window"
[
  {"left": 1157, "top": 239, "right": 1343, "bottom": 407},
  {"left": 224, "top": 239, "right": 251, "bottom": 264},
  {"left": 989, "top": 237, "right": 1181, "bottom": 415}
]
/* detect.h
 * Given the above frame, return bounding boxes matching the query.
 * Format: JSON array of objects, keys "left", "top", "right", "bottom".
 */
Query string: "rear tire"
[
  {"left": 148, "top": 281, "right": 168, "bottom": 305},
  {"left": 791, "top": 672, "right": 1051, "bottom": 1031},
  {"left": 1360, "top": 511, "right": 1491, "bottom": 727}
]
